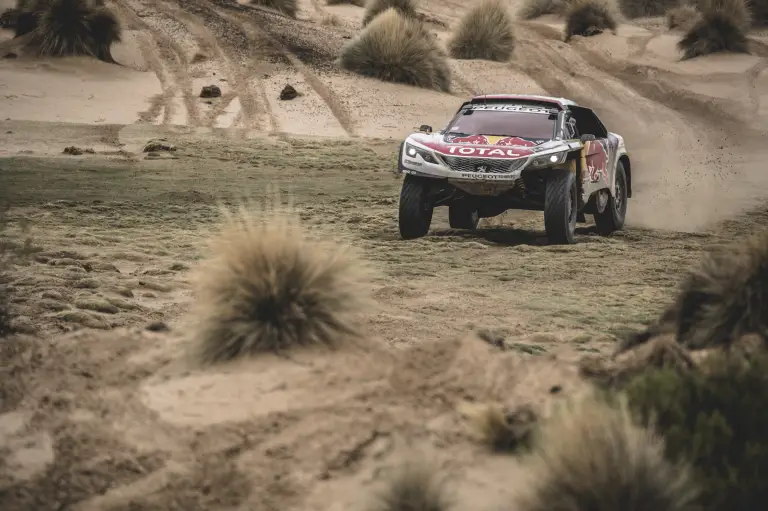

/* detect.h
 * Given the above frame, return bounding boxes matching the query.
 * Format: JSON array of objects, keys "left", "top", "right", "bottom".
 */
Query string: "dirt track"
[{"left": 2, "top": 0, "right": 768, "bottom": 508}]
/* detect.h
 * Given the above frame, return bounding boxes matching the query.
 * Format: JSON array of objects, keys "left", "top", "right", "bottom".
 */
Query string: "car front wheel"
[
  {"left": 399, "top": 174, "right": 434, "bottom": 240},
  {"left": 594, "top": 160, "right": 628, "bottom": 235},
  {"left": 544, "top": 169, "right": 578, "bottom": 245}
]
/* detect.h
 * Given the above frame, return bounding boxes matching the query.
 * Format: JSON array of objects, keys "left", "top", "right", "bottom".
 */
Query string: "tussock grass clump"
[
  {"left": 564, "top": 0, "right": 619, "bottom": 41},
  {"left": 250, "top": 0, "right": 298, "bottom": 18},
  {"left": 339, "top": 8, "right": 451, "bottom": 92},
  {"left": 517, "top": 0, "right": 569, "bottom": 20},
  {"left": 327, "top": 0, "right": 365, "bottom": 5},
  {"left": 447, "top": 0, "right": 515, "bottom": 61},
  {"left": 514, "top": 394, "right": 700, "bottom": 511},
  {"left": 667, "top": 5, "right": 701, "bottom": 30},
  {"left": 189, "top": 201, "right": 371, "bottom": 365},
  {"left": 369, "top": 459, "right": 452, "bottom": 511},
  {"left": 677, "top": 0, "right": 750, "bottom": 59},
  {"left": 624, "top": 349, "right": 768, "bottom": 510},
  {"left": 753, "top": 0, "right": 768, "bottom": 25},
  {"left": 619, "top": 229, "right": 768, "bottom": 354},
  {"left": 14, "top": 0, "right": 121, "bottom": 62},
  {"left": 465, "top": 402, "right": 537, "bottom": 453},
  {"left": 618, "top": 0, "right": 679, "bottom": 18},
  {"left": 362, "top": 0, "right": 416, "bottom": 27}
]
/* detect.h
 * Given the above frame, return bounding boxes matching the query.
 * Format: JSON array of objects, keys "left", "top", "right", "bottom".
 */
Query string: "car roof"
[{"left": 468, "top": 94, "right": 579, "bottom": 110}]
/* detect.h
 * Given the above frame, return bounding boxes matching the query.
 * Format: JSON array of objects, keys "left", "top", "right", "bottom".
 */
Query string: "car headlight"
[
  {"left": 531, "top": 150, "right": 568, "bottom": 167},
  {"left": 404, "top": 143, "right": 439, "bottom": 164}
]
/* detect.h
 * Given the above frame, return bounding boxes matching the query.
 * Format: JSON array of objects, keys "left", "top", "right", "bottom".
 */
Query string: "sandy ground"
[{"left": 2, "top": 0, "right": 768, "bottom": 509}]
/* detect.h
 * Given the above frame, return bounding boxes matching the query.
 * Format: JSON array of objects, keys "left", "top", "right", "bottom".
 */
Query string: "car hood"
[{"left": 407, "top": 132, "right": 568, "bottom": 159}]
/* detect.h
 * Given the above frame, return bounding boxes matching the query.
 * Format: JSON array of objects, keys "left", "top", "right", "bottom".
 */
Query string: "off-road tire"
[
  {"left": 594, "top": 161, "right": 628, "bottom": 235},
  {"left": 399, "top": 174, "right": 434, "bottom": 240},
  {"left": 449, "top": 204, "right": 479, "bottom": 230},
  {"left": 544, "top": 169, "right": 578, "bottom": 245}
]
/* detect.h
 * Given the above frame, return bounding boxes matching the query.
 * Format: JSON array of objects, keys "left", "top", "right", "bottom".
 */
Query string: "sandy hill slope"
[{"left": 1, "top": 0, "right": 768, "bottom": 509}]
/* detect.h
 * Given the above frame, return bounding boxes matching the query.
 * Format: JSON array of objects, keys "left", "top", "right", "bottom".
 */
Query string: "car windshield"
[{"left": 445, "top": 109, "right": 555, "bottom": 140}]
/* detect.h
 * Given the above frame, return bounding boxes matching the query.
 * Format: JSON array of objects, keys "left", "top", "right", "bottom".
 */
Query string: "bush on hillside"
[
  {"left": 250, "top": 0, "right": 298, "bottom": 18},
  {"left": 624, "top": 349, "right": 768, "bottom": 510},
  {"left": 666, "top": 5, "right": 701, "bottom": 30},
  {"left": 14, "top": 0, "right": 121, "bottom": 62},
  {"left": 189, "top": 201, "right": 371, "bottom": 365},
  {"left": 362, "top": 0, "right": 416, "bottom": 27},
  {"left": 564, "top": 0, "right": 619, "bottom": 41},
  {"left": 447, "top": 0, "right": 515, "bottom": 61},
  {"left": 618, "top": 0, "right": 679, "bottom": 18},
  {"left": 678, "top": 0, "right": 751, "bottom": 58},
  {"left": 517, "top": 0, "right": 569, "bottom": 20},
  {"left": 513, "top": 393, "right": 700, "bottom": 511},
  {"left": 368, "top": 460, "right": 452, "bottom": 511},
  {"left": 619, "top": 228, "right": 768, "bottom": 355},
  {"left": 339, "top": 8, "right": 451, "bottom": 92},
  {"left": 753, "top": 0, "right": 767, "bottom": 26}
]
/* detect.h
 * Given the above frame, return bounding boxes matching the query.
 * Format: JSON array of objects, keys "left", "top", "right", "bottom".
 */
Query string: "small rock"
[
  {"left": 63, "top": 146, "right": 83, "bottom": 155},
  {"left": 199, "top": 85, "right": 222, "bottom": 98},
  {"left": 279, "top": 84, "right": 299, "bottom": 101},
  {"left": 146, "top": 321, "right": 170, "bottom": 332},
  {"left": 142, "top": 138, "right": 176, "bottom": 153}
]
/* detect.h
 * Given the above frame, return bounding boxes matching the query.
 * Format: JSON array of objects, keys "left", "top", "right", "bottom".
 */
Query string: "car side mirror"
[
  {"left": 418, "top": 124, "right": 433, "bottom": 134},
  {"left": 580, "top": 134, "right": 596, "bottom": 143}
]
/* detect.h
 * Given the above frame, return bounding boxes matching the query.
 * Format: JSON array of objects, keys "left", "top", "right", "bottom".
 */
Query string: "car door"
[{"left": 569, "top": 106, "right": 613, "bottom": 191}]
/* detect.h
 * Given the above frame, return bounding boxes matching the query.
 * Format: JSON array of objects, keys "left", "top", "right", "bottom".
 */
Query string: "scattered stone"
[
  {"left": 142, "top": 138, "right": 176, "bottom": 153},
  {"left": 549, "top": 385, "right": 563, "bottom": 394},
  {"left": 63, "top": 146, "right": 95, "bottom": 156},
  {"left": 74, "top": 297, "right": 120, "bottom": 314},
  {"left": 146, "top": 320, "right": 170, "bottom": 332},
  {"left": 279, "top": 84, "right": 299, "bottom": 100},
  {"left": 199, "top": 85, "right": 222, "bottom": 98}
]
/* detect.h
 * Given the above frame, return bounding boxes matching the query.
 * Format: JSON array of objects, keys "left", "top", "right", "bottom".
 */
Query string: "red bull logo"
[
  {"left": 586, "top": 140, "right": 609, "bottom": 184},
  {"left": 447, "top": 134, "right": 538, "bottom": 147},
  {"left": 449, "top": 135, "right": 491, "bottom": 145}
]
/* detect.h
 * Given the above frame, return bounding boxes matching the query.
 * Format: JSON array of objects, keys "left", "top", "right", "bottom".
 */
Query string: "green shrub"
[{"left": 623, "top": 349, "right": 768, "bottom": 510}]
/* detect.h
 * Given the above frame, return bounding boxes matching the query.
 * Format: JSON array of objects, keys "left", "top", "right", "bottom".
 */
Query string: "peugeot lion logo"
[{"left": 475, "top": 164, "right": 488, "bottom": 173}]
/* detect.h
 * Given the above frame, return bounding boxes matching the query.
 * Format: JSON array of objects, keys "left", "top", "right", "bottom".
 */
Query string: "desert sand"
[{"left": 1, "top": 0, "right": 768, "bottom": 509}]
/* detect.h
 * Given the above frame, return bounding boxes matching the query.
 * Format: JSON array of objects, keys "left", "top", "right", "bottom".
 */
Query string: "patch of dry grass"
[
  {"left": 666, "top": 5, "right": 700, "bottom": 30},
  {"left": 339, "top": 8, "right": 452, "bottom": 92},
  {"left": 368, "top": 459, "right": 452, "bottom": 511},
  {"left": 327, "top": 0, "right": 364, "bottom": 5},
  {"left": 464, "top": 402, "right": 537, "bottom": 453},
  {"left": 447, "top": 0, "right": 515, "bottom": 61},
  {"left": 517, "top": 0, "right": 569, "bottom": 20},
  {"left": 677, "top": 0, "right": 750, "bottom": 59},
  {"left": 321, "top": 13, "right": 342, "bottom": 25},
  {"left": 619, "top": 227, "right": 768, "bottom": 353},
  {"left": 362, "top": 0, "right": 416, "bottom": 27},
  {"left": 18, "top": 0, "right": 121, "bottom": 62},
  {"left": 564, "top": 0, "right": 619, "bottom": 42},
  {"left": 250, "top": 0, "right": 298, "bottom": 17},
  {"left": 514, "top": 394, "right": 700, "bottom": 511},
  {"left": 618, "top": 0, "right": 679, "bottom": 18},
  {"left": 189, "top": 199, "right": 372, "bottom": 365},
  {"left": 753, "top": 0, "right": 767, "bottom": 25}
]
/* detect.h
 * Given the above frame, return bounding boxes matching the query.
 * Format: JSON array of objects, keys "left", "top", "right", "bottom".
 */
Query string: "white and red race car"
[{"left": 397, "top": 94, "right": 632, "bottom": 244}]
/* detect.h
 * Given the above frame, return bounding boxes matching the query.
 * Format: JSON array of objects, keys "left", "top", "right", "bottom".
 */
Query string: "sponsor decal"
[
  {"left": 470, "top": 104, "right": 552, "bottom": 114},
  {"left": 457, "top": 172, "right": 515, "bottom": 180},
  {"left": 445, "top": 134, "right": 543, "bottom": 147},
  {"left": 585, "top": 140, "right": 609, "bottom": 184},
  {"left": 446, "top": 146, "right": 528, "bottom": 158},
  {"left": 403, "top": 159, "right": 422, "bottom": 166}
]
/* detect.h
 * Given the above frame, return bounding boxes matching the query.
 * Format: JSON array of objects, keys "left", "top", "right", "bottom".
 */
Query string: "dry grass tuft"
[
  {"left": 369, "top": 459, "right": 452, "bottom": 511},
  {"left": 678, "top": 0, "right": 750, "bottom": 59},
  {"left": 753, "top": 0, "right": 767, "bottom": 25},
  {"left": 339, "top": 8, "right": 451, "bottom": 92},
  {"left": 447, "top": 0, "right": 515, "bottom": 61},
  {"left": 15, "top": 0, "right": 121, "bottom": 62},
  {"left": 250, "top": 0, "right": 298, "bottom": 17},
  {"left": 327, "top": 0, "right": 365, "bottom": 5},
  {"left": 362, "top": 0, "right": 416, "bottom": 27},
  {"left": 514, "top": 394, "right": 700, "bottom": 511},
  {"left": 189, "top": 199, "right": 372, "bottom": 365},
  {"left": 619, "top": 228, "right": 768, "bottom": 354},
  {"left": 666, "top": 5, "right": 701, "bottom": 30},
  {"left": 464, "top": 402, "right": 538, "bottom": 453},
  {"left": 564, "top": 0, "right": 619, "bottom": 42},
  {"left": 517, "top": 0, "right": 569, "bottom": 19},
  {"left": 618, "top": 0, "right": 679, "bottom": 18},
  {"left": 321, "top": 12, "right": 342, "bottom": 25}
]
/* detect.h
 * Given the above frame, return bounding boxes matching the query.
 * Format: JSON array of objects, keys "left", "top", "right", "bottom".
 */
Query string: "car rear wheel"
[
  {"left": 544, "top": 169, "right": 578, "bottom": 245},
  {"left": 449, "top": 204, "right": 479, "bottom": 230},
  {"left": 594, "top": 161, "right": 628, "bottom": 235},
  {"left": 399, "top": 174, "right": 434, "bottom": 240}
]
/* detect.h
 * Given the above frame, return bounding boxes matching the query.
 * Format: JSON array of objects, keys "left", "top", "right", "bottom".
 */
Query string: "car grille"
[{"left": 440, "top": 156, "right": 527, "bottom": 174}]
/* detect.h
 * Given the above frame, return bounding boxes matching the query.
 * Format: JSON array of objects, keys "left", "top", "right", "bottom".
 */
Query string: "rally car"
[{"left": 396, "top": 94, "right": 632, "bottom": 244}]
